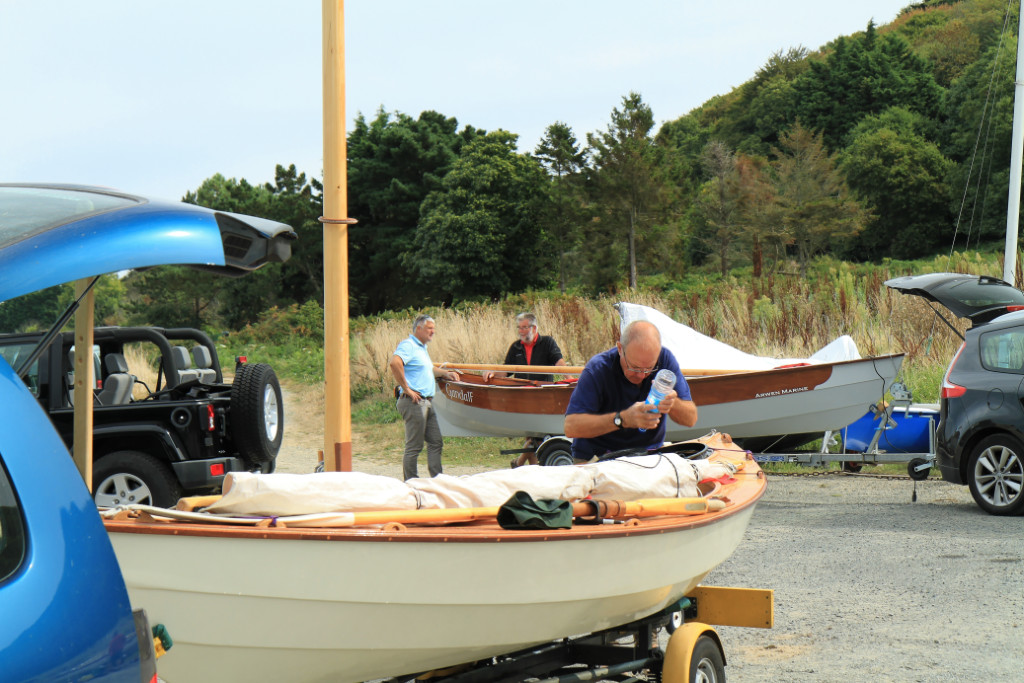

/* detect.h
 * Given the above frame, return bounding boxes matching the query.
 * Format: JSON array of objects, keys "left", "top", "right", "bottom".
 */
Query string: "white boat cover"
[
  {"left": 616, "top": 302, "right": 860, "bottom": 371},
  {"left": 204, "top": 453, "right": 735, "bottom": 517}
]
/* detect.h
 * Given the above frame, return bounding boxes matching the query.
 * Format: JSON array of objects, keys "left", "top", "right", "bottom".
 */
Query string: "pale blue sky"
[{"left": 1, "top": 1, "right": 909, "bottom": 201}]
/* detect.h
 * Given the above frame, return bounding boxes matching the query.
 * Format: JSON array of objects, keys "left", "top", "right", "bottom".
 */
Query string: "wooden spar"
[
  {"left": 72, "top": 279, "right": 95, "bottom": 488},
  {"left": 175, "top": 495, "right": 725, "bottom": 524},
  {"left": 329, "top": 497, "right": 723, "bottom": 527},
  {"left": 436, "top": 362, "right": 755, "bottom": 377},
  {"left": 321, "top": 0, "right": 355, "bottom": 471}
]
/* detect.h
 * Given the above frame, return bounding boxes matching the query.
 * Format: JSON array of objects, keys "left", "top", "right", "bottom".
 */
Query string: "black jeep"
[{"left": 0, "top": 325, "right": 283, "bottom": 507}]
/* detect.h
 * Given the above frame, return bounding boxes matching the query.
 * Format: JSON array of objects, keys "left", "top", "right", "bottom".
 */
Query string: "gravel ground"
[{"left": 705, "top": 474, "right": 1024, "bottom": 682}]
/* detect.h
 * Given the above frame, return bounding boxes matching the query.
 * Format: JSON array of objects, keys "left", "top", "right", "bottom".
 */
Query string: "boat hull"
[
  {"left": 110, "top": 512, "right": 754, "bottom": 682},
  {"left": 435, "top": 355, "right": 905, "bottom": 446},
  {"left": 104, "top": 440, "right": 765, "bottom": 683}
]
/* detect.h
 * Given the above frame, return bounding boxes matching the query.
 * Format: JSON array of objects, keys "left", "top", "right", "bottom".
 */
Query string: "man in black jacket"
[{"left": 485, "top": 312, "right": 567, "bottom": 467}]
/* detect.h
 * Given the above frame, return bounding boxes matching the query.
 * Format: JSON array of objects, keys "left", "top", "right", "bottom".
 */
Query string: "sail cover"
[{"left": 616, "top": 302, "right": 860, "bottom": 372}]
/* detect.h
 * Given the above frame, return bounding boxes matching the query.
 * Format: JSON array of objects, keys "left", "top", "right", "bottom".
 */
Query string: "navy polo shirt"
[{"left": 565, "top": 346, "right": 691, "bottom": 461}]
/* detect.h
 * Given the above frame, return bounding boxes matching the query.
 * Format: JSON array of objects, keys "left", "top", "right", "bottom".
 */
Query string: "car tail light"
[
  {"left": 205, "top": 404, "right": 216, "bottom": 431},
  {"left": 210, "top": 462, "right": 225, "bottom": 477},
  {"left": 940, "top": 343, "right": 967, "bottom": 399},
  {"left": 1007, "top": 305, "right": 1024, "bottom": 313}
]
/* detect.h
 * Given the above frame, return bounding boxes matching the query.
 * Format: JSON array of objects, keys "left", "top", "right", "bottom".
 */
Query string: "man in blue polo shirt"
[
  {"left": 564, "top": 320, "right": 698, "bottom": 462},
  {"left": 389, "top": 314, "right": 459, "bottom": 480}
]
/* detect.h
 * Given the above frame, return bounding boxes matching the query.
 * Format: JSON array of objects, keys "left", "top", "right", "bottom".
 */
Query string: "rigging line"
[{"left": 947, "top": 1, "right": 1016, "bottom": 270}]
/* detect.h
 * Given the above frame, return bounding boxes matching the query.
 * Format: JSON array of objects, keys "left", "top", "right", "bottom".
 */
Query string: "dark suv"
[
  {"left": 886, "top": 272, "right": 1024, "bottom": 515},
  {"left": 0, "top": 325, "right": 283, "bottom": 508}
]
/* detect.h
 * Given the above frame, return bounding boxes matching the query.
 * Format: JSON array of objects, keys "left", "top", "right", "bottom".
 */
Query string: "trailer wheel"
[
  {"left": 663, "top": 624, "right": 726, "bottom": 683},
  {"left": 689, "top": 635, "right": 726, "bottom": 683},
  {"left": 537, "top": 439, "right": 574, "bottom": 467},
  {"left": 907, "top": 457, "right": 931, "bottom": 481}
]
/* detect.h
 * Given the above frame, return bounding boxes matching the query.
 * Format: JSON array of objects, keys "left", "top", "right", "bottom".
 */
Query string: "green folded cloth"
[{"left": 497, "top": 490, "right": 572, "bottom": 530}]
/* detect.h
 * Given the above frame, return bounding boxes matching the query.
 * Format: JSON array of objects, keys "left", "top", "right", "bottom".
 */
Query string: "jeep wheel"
[
  {"left": 231, "top": 362, "right": 284, "bottom": 463},
  {"left": 93, "top": 451, "right": 182, "bottom": 509}
]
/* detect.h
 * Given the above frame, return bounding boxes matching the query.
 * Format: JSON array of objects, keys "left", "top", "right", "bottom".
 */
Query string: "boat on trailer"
[
  {"left": 101, "top": 432, "right": 766, "bottom": 683},
  {"left": 435, "top": 354, "right": 904, "bottom": 454},
  {"left": 434, "top": 301, "right": 904, "bottom": 454}
]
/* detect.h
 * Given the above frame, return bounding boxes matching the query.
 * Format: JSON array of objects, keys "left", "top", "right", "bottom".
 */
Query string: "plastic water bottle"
[{"left": 639, "top": 369, "right": 676, "bottom": 433}]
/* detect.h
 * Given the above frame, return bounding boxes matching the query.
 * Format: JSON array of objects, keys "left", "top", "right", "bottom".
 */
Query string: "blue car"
[{"left": 0, "top": 184, "right": 295, "bottom": 679}]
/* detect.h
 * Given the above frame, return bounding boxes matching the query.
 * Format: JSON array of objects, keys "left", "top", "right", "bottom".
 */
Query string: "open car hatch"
[
  {"left": 885, "top": 272, "right": 1024, "bottom": 328},
  {"left": 0, "top": 183, "right": 296, "bottom": 303}
]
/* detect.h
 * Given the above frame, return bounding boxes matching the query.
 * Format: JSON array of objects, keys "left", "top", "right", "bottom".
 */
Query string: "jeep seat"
[
  {"left": 191, "top": 346, "right": 218, "bottom": 383},
  {"left": 95, "top": 353, "right": 135, "bottom": 405},
  {"left": 171, "top": 346, "right": 200, "bottom": 385}
]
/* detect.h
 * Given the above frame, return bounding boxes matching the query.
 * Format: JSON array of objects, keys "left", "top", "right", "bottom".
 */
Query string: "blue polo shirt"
[
  {"left": 565, "top": 346, "right": 691, "bottom": 461},
  {"left": 394, "top": 334, "right": 436, "bottom": 398}
]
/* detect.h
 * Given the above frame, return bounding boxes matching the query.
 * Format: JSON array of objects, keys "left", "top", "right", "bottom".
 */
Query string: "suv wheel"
[
  {"left": 93, "top": 451, "right": 183, "bottom": 509},
  {"left": 231, "top": 363, "right": 284, "bottom": 463},
  {"left": 966, "top": 435, "right": 1024, "bottom": 516}
]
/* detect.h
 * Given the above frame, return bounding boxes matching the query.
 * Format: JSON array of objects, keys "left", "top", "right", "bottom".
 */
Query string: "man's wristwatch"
[{"left": 613, "top": 411, "right": 624, "bottom": 429}]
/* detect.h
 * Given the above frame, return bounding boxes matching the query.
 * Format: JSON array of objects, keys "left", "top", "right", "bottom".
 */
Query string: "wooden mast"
[
  {"left": 72, "top": 279, "right": 95, "bottom": 487},
  {"left": 321, "top": 0, "right": 355, "bottom": 471}
]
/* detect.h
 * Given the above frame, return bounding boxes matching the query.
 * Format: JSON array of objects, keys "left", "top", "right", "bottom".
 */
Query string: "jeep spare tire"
[{"left": 231, "top": 362, "right": 284, "bottom": 463}]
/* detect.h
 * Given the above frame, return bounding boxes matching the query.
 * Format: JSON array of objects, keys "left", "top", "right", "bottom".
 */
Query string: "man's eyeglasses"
[
  {"left": 621, "top": 349, "right": 658, "bottom": 375},
  {"left": 517, "top": 324, "right": 536, "bottom": 331}
]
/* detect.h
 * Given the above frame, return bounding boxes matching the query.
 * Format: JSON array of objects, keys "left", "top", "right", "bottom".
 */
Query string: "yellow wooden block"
[{"left": 686, "top": 586, "right": 774, "bottom": 629}]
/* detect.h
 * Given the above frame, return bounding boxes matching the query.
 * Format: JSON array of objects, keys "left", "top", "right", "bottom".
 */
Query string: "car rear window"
[
  {"left": 950, "top": 279, "right": 1024, "bottom": 307},
  {"left": 0, "top": 186, "right": 138, "bottom": 249},
  {"left": 980, "top": 328, "right": 1024, "bottom": 372}
]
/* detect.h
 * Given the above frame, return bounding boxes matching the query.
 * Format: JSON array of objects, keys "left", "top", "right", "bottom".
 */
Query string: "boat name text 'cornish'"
[
  {"left": 445, "top": 386, "right": 474, "bottom": 403},
  {"left": 753, "top": 386, "right": 809, "bottom": 399}
]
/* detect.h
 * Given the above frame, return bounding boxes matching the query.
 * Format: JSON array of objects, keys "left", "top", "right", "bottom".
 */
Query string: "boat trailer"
[
  {"left": 378, "top": 586, "right": 773, "bottom": 683},
  {"left": 749, "top": 391, "right": 938, "bottom": 480}
]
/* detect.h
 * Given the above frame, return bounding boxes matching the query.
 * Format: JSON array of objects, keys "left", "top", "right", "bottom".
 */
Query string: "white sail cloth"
[
  {"left": 616, "top": 301, "right": 860, "bottom": 371},
  {"left": 204, "top": 453, "right": 735, "bottom": 517}
]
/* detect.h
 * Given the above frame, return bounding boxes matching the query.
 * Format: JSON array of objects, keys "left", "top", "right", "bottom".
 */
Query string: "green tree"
[
  {"left": 408, "top": 130, "right": 548, "bottom": 302},
  {"left": 534, "top": 122, "right": 588, "bottom": 292},
  {"left": 0, "top": 275, "right": 126, "bottom": 332},
  {"left": 692, "top": 142, "right": 743, "bottom": 277},
  {"left": 793, "top": 22, "right": 943, "bottom": 150},
  {"left": 840, "top": 107, "right": 954, "bottom": 259},
  {"left": 178, "top": 166, "right": 323, "bottom": 329},
  {"left": 692, "top": 143, "right": 780, "bottom": 277},
  {"left": 123, "top": 265, "right": 224, "bottom": 329},
  {"left": 770, "top": 124, "right": 868, "bottom": 274},
  {"left": 347, "top": 109, "right": 481, "bottom": 313},
  {"left": 586, "top": 92, "right": 681, "bottom": 289},
  {"left": 941, "top": 35, "right": 1019, "bottom": 248}
]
